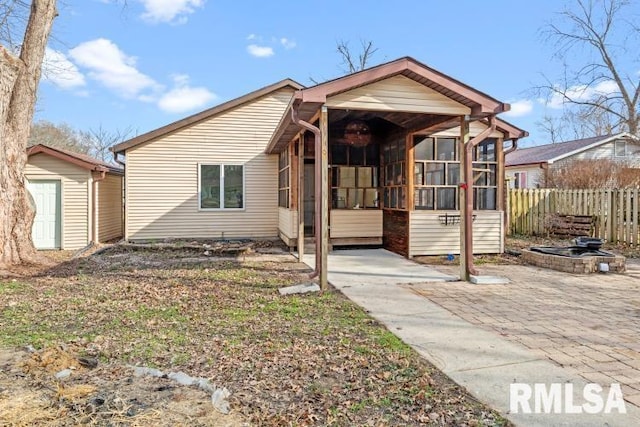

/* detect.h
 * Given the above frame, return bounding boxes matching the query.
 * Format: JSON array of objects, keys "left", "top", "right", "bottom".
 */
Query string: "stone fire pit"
[{"left": 521, "top": 248, "right": 625, "bottom": 274}]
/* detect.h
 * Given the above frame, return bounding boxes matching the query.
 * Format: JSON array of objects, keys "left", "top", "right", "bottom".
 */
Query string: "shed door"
[{"left": 27, "top": 180, "right": 61, "bottom": 249}]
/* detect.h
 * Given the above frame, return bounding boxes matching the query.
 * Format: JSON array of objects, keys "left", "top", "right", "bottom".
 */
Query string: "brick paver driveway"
[{"left": 407, "top": 261, "right": 640, "bottom": 408}]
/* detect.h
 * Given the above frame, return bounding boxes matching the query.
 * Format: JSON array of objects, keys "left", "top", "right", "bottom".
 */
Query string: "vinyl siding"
[
  {"left": 506, "top": 166, "right": 544, "bottom": 189},
  {"left": 325, "top": 75, "right": 471, "bottom": 115},
  {"left": 409, "top": 211, "right": 503, "bottom": 256},
  {"left": 125, "top": 88, "right": 295, "bottom": 240},
  {"left": 432, "top": 121, "right": 504, "bottom": 138},
  {"left": 278, "top": 207, "right": 298, "bottom": 239},
  {"left": 97, "top": 173, "right": 123, "bottom": 242},
  {"left": 330, "top": 210, "right": 383, "bottom": 238},
  {"left": 25, "top": 153, "right": 90, "bottom": 250}
]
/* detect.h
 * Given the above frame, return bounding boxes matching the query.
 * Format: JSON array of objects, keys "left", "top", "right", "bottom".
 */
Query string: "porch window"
[
  {"left": 330, "top": 142, "right": 379, "bottom": 209},
  {"left": 413, "top": 136, "right": 459, "bottom": 210},
  {"left": 199, "top": 164, "right": 244, "bottom": 210},
  {"left": 381, "top": 137, "right": 406, "bottom": 209},
  {"left": 473, "top": 139, "right": 497, "bottom": 210},
  {"left": 278, "top": 148, "right": 290, "bottom": 208}
]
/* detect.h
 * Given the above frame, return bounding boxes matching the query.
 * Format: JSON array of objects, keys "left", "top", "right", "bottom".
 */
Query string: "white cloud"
[
  {"left": 247, "top": 44, "right": 274, "bottom": 58},
  {"left": 69, "top": 38, "right": 160, "bottom": 99},
  {"left": 280, "top": 37, "right": 296, "bottom": 49},
  {"left": 246, "top": 34, "right": 257, "bottom": 41},
  {"left": 545, "top": 80, "right": 620, "bottom": 109},
  {"left": 503, "top": 99, "right": 533, "bottom": 118},
  {"left": 157, "top": 74, "right": 216, "bottom": 113},
  {"left": 42, "top": 47, "right": 86, "bottom": 89},
  {"left": 139, "top": 0, "right": 204, "bottom": 24}
]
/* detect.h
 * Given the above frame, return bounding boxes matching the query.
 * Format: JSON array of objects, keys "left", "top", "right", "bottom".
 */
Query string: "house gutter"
[
  {"left": 462, "top": 115, "right": 496, "bottom": 278},
  {"left": 91, "top": 169, "right": 107, "bottom": 244},
  {"left": 291, "top": 107, "right": 322, "bottom": 279},
  {"left": 503, "top": 138, "right": 518, "bottom": 156}
]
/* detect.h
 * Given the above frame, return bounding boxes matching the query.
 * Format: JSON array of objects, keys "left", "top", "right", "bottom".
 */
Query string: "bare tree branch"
[{"left": 538, "top": 0, "right": 640, "bottom": 138}]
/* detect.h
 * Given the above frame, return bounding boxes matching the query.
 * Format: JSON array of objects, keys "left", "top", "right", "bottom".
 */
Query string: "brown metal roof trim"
[
  {"left": 27, "top": 144, "right": 123, "bottom": 175},
  {"left": 489, "top": 118, "right": 529, "bottom": 140},
  {"left": 111, "top": 78, "right": 303, "bottom": 154}
]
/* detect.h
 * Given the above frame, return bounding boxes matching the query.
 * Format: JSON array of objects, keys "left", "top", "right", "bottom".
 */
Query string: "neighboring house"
[
  {"left": 25, "top": 144, "right": 124, "bottom": 250},
  {"left": 111, "top": 56, "right": 527, "bottom": 257},
  {"left": 505, "top": 132, "right": 637, "bottom": 188}
]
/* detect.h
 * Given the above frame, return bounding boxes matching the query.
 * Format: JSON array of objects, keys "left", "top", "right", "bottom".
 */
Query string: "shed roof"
[
  {"left": 505, "top": 132, "right": 633, "bottom": 167},
  {"left": 111, "top": 78, "right": 303, "bottom": 154},
  {"left": 27, "top": 144, "right": 123, "bottom": 174}
]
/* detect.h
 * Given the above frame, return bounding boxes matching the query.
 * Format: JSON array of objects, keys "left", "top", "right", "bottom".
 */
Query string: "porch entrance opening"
[{"left": 303, "top": 162, "right": 315, "bottom": 237}]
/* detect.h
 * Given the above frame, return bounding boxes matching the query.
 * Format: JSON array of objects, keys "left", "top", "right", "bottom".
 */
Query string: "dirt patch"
[{"left": 0, "top": 346, "right": 244, "bottom": 426}]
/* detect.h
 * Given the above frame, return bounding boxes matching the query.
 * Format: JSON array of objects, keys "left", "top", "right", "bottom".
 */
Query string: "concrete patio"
[
  {"left": 303, "top": 249, "right": 640, "bottom": 426},
  {"left": 416, "top": 260, "right": 640, "bottom": 408}
]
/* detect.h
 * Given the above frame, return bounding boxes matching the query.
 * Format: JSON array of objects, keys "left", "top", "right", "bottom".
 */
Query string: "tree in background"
[
  {"left": 310, "top": 39, "right": 378, "bottom": 84},
  {"left": 0, "top": 0, "right": 57, "bottom": 267},
  {"left": 336, "top": 39, "right": 378, "bottom": 74},
  {"left": 28, "top": 120, "right": 89, "bottom": 153},
  {"left": 80, "top": 125, "right": 134, "bottom": 163},
  {"left": 538, "top": 0, "right": 640, "bottom": 139},
  {"left": 540, "top": 159, "right": 640, "bottom": 188}
]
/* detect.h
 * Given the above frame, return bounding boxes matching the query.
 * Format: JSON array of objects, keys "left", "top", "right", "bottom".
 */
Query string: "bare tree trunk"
[{"left": 0, "top": 0, "right": 57, "bottom": 267}]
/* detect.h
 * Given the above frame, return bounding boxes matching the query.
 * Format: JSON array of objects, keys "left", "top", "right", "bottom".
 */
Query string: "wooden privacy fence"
[{"left": 508, "top": 188, "right": 640, "bottom": 245}]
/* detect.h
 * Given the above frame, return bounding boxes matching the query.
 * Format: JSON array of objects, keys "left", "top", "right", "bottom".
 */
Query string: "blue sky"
[{"left": 35, "top": 0, "right": 637, "bottom": 147}]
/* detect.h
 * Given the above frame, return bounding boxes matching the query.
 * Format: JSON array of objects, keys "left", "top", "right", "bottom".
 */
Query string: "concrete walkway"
[{"left": 303, "top": 249, "right": 640, "bottom": 427}]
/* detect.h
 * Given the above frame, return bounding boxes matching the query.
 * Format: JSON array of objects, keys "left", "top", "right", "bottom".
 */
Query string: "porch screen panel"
[
  {"left": 278, "top": 148, "right": 290, "bottom": 208},
  {"left": 330, "top": 142, "right": 379, "bottom": 209},
  {"left": 472, "top": 139, "right": 497, "bottom": 210},
  {"left": 381, "top": 137, "right": 406, "bottom": 209},
  {"left": 412, "top": 136, "right": 498, "bottom": 211},
  {"left": 413, "top": 136, "right": 459, "bottom": 210}
]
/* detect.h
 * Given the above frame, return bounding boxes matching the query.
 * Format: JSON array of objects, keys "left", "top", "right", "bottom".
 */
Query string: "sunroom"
[{"left": 266, "top": 57, "right": 527, "bottom": 261}]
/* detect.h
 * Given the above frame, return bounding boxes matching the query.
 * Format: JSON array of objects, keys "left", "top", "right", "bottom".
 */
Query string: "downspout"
[
  {"left": 92, "top": 169, "right": 107, "bottom": 244},
  {"left": 291, "top": 107, "right": 322, "bottom": 279},
  {"left": 462, "top": 115, "right": 497, "bottom": 277},
  {"left": 503, "top": 138, "right": 518, "bottom": 156}
]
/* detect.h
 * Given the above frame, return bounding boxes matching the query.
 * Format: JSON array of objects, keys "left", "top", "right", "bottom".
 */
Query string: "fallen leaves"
[{"left": 0, "top": 244, "right": 510, "bottom": 426}]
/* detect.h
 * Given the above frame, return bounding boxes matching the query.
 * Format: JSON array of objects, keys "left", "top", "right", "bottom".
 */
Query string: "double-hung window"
[{"left": 199, "top": 164, "right": 244, "bottom": 210}]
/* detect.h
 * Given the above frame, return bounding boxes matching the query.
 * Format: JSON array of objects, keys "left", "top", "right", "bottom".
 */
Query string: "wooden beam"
[
  {"left": 320, "top": 106, "right": 330, "bottom": 290},
  {"left": 297, "top": 135, "right": 305, "bottom": 260},
  {"left": 459, "top": 116, "right": 470, "bottom": 281}
]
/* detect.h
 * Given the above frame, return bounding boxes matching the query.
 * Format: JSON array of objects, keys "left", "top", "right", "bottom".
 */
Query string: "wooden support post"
[
  {"left": 320, "top": 106, "right": 329, "bottom": 290},
  {"left": 297, "top": 135, "right": 305, "bottom": 260},
  {"left": 459, "top": 117, "right": 470, "bottom": 281}
]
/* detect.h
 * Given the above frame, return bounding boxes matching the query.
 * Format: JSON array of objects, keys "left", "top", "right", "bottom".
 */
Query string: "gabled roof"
[
  {"left": 111, "top": 78, "right": 303, "bottom": 154},
  {"left": 298, "top": 56, "right": 507, "bottom": 114},
  {"left": 505, "top": 132, "right": 633, "bottom": 167},
  {"left": 266, "top": 56, "right": 518, "bottom": 153},
  {"left": 27, "top": 144, "right": 123, "bottom": 175}
]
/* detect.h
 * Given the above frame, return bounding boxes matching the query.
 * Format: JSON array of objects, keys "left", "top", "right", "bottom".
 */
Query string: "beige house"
[
  {"left": 506, "top": 132, "right": 636, "bottom": 188},
  {"left": 112, "top": 57, "right": 527, "bottom": 259},
  {"left": 26, "top": 145, "right": 124, "bottom": 250}
]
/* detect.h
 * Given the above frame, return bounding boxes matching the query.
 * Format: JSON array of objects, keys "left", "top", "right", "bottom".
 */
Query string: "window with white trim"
[{"left": 199, "top": 164, "right": 244, "bottom": 209}]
